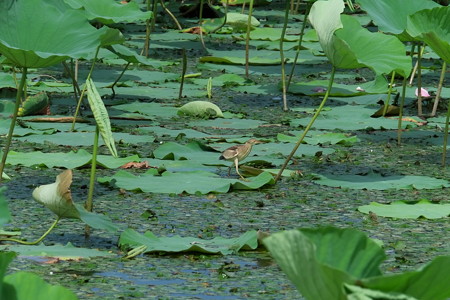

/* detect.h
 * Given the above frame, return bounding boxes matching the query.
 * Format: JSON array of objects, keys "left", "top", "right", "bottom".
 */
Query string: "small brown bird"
[{"left": 219, "top": 139, "right": 263, "bottom": 179}]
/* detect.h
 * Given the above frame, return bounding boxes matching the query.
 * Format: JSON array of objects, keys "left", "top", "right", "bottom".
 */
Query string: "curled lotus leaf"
[{"left": 32, "top": 170, "right": 80, "bottom": 219}]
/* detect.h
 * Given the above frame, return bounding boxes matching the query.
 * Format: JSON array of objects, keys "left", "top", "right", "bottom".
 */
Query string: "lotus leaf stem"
[
  {"left": 244, "top": 0, "right": 254, "bottom": 78},
  {"left": 179, "top": 48, "right": 187, "bottom": 100},
  {"left": 111, "top": 62, "right": 131, "bottom": 99},
  {"left": 286, "top": 0, "right": 312, "bottom": 91},
  {"left": 382, "top": 71, "right": 396, "bottom": 117},
  {"left": 71, "top": 47, "right": 100, "bottom": 131},
  {"left": 0, "top": 67, "right": 27, "bottom": 182},
  {"left": 280, "top": 0, "right": 290, "bottom": 111},
  {"left": 442, "top": 91, "right": 450, "bottom": 167},
  {"left": 159, "top": 0, "right": 182, "bottom": 30},
  {"left": 396, "top": 77, "right": 407, "bottom": 146},
  {"left": 275, "top": 66, "right": 336, "bottom": 183},
  {"left": 431, "top": 61, "right": 446, "bottom": 117},
  {"left": 0, "top": 217, "right": 60, "bottom": 245},
  {"left": 85, "top": 125, "right": 100, "bottom": 237}
]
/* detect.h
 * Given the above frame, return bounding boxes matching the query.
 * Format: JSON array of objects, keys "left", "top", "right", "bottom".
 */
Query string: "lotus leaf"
[
  {"left": 407, "top": 6, "right": 450, "bottom": 63},
  {"left": 64, "top": 0, "right": 152, "bottom": 24},
  {"left": 178, "top": 101, "right": 224, "bottom": 118},
  {"left": 119, "top": 229, "right": 258, "bottom": 255},
  {"left": 315, "top": 172, "right": 450, "bottom": 190},
  {"left": 0, "top": 243, "right": 114, "bottom": 259},
  {"left": 358, "top": 199, "right": 450, "bottom": 219},
  {"left": 358, "top": 0, "right": 440, "bottom": 41},
  {"left": 0, "top": 0, "right": 104, "bottom": 68},
  {"left": 98, "top": 170, "right": 274, "bottom": 194},
  {"left": 309, "top": 0, "right": 411, "bottom": 76}
]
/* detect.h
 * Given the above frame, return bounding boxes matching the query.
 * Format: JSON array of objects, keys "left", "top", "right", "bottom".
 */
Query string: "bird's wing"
[{"left": 221, "top": 146, "right": 239, "bottom": 160}]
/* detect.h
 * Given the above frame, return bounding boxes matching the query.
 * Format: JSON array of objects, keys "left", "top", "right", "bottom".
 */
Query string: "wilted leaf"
[
  {"left": 32, "top": 170, "right": 80, "bottom": 219},
  {"left": 178, "top": 101, "right": 224, "bottom": 118}
]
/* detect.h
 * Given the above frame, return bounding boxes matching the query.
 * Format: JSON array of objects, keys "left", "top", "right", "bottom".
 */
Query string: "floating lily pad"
[
  {"left": 6, "top": 149, "right": 140, "bottom": 169},
  {"left": 98, "top": 170, "right": 275, "bottom": 194},
  {"left": 358, "top": 200, "right": 450, "bottom": 219},
  {"left": 0, "top": 243, "right": 114, "bottom": 259},
  {"left": 113, "top": 101, "right": 179, "bottom": 118},
  {"left": 119, "top": 229, "right": 258, "bottom": 255},
  {"left": 291, "top": 105, "right": 420, "bottom": 130},
  {"left": 315, "top": 172, "right": 450, "bottom": 190},
  {"left": 189, "top": 118, "right": 266, "bottom": 129}
]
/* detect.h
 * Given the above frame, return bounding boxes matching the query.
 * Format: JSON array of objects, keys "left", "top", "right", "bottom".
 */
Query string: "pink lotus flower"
[{"left": 415, "top": 87, "right": 430, "bottom": 98}]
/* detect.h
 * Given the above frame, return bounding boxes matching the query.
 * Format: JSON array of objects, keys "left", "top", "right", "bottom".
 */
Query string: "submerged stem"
[
  {"left": 0, "top": 217, "right": 61, "bottom": 245},
  {"left": 275, "top": 66, "right": 336, "bottom": 183}
]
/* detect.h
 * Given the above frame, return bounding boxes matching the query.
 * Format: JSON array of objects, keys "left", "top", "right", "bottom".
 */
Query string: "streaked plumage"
[{"left": 219, "top": 138, "right": 262, "bottom": 179}]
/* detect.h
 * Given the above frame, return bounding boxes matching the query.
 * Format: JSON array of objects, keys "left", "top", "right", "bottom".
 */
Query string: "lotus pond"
[{"left": 0, "top": 0, "right": 450, "bottom": 299}]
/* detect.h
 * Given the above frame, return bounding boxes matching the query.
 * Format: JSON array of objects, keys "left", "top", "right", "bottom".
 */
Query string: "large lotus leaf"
[
  {"left": 0, "top": 252, "right": 15, "bottom": 296},
  {"left": 299, "top": 227, "right": 385, "bottom": 279},
  {"left": 335, "top": 15, "right": 411, "bottom": 77},
  {"left": 64, "top": 0, "right": 152, "bottom": 24},
  {"left": 315, "top": 172, "right": 450, "bottom": 190},
  {"left": 407, "top": 6, "right": 450, "bottom": 64},
  {"left": 358, "top": 200, "right": 450, "bottom": 219},
  {"left": 362, "top": 256, "right": 450, "bottom": 300},
  {"left": 119, "top": 229, "right": 258, "bottom": 255},
  {"left": 0, "top": 0, "right": 104, "bottom": 68},
  {"left": 3, "top": 271, "right": 78, "bottom": 300},
  {"left": 358, "top": 0, "right": 440, "bottom": 41},
  {"left": 98, "top": 169, "right": 274, "bottom": 194},
  {"left": 0, "top": 187, "right": 11, "bottom": 227},
  {"left": 309, "top": 0, "right": 411, "bottom": 76},
  {"left": 0, "top": 243, "right": 114, "bottom": 259},
  {"left": 308, "top": 0, "right": 354, "bottom": 68},
  {"left": 345, "top": 284, "right": 417, "bottom": 300},
  {"left": 263, "top": 229, "right": 352, "bottom": 300}
]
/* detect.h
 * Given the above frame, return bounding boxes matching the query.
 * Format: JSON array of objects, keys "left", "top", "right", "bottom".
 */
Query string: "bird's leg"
[
  {"left": 234, "top": 158, "right": 248, "bottom": 181},
  {"left": 227, "top": 164, "right": 232, "bottom": 176}
]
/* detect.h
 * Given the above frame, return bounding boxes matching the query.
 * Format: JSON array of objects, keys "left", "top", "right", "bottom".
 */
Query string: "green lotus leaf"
[
  {"left": 358, "top": 0, "right": 440, "bottom": 41},
  {"left": 263, "top": 227, "right": 385, "bottom": 300},
  {"left": 309, "top": 0, "right": 411, "bottom": 77},
  {"left": 358, "top": 199, "right": 450, "bottom": 219},
  {"left": 0, "top": 0, "right": 104, "bottom": 68},
  {"left": 178, "top": 101, "right": 224, "bottom": 118},
  {"left": 119, "top": 229, "right": 258, "bottom": 255},
  {"left": 407, "top": 6, "right": 450, "bottom": 63},
  {"left": 3, "top": 271, "right": 78, "bottom": 300},
  {"left": 65, "top": 0, "right": 153, "bottom": 24}
]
